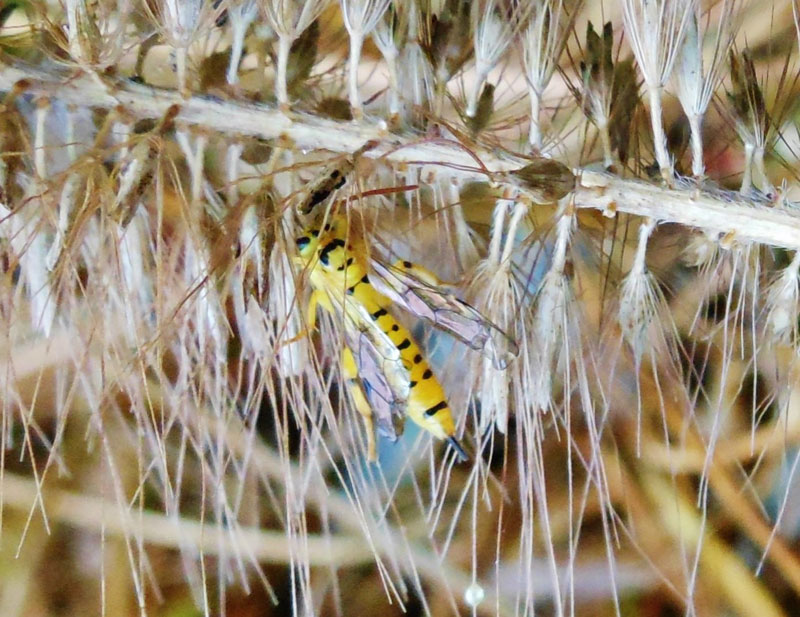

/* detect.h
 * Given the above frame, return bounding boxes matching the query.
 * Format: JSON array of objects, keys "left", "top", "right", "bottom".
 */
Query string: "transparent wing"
[
  {"left": 341, "top": 304, "right": 410, "bottom": 441},
  {"left": 369, "top": 260, "right": 519, "bottom": 370}
]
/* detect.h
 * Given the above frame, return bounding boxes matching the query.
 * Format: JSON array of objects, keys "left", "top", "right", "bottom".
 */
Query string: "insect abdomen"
[{"left": 366, "top": 295, "right": 455, "bottom": 440}]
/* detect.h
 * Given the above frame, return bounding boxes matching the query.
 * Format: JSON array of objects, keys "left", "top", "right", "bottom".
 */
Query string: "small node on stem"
[
  {"left": 276, "top": 133, "right": 295, "bottom": 149},
  {"left": 719, "top": 230, "right": 737, "bottom": 250},
  {"left": 602, "top": 201, "right": 617, "bottom": 218}
]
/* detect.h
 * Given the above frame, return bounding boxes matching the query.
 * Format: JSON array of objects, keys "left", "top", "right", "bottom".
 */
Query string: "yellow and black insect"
[{"left": 293, "top": 213, "right": 517, "bottom": 462}]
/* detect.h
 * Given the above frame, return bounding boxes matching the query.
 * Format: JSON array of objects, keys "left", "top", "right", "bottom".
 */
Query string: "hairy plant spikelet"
[{"left": 4, "top": 2, "right": 800, "bottom": 616}]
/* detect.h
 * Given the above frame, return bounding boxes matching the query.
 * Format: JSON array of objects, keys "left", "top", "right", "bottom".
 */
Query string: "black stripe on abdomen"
[{"left": 424, "top": 401, "right": 448, "bottom": 417}]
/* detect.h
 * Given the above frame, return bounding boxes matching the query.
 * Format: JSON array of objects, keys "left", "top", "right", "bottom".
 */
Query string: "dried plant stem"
[
  {"left": 709, "top": 465, "right": 800, "bottom": 597},
  {"left": 598, "top": 121, "right": 614, "bottom": 170},
  {"left": 576, "top": 171, "right": 800, "bottom": 250},
  {"left": 645, "top": 418, "right": 800, "bottom": 473},
  {"left": 754, "top": 145, "right": 770, "bottom": 194},
  {"left": 348, "top": 30, "right": 364, "bottom": 115},
  {"left": 656, "top": 393, "right": 800, "bottom": 602},
  {"left": 276, "top": 34, "right": 292, "bottom": 109},
  {"left": 139, "top": 378, "right": 516, "bottom": 616},
  {"left": 0, "top": 471, "right": 373, "bottom": 567},
  {"left": 646, "top": 85, "right": 671, "bottom": 178},
  {"left": 228, "top": 25, "right": 248, "bottom": 86},
  {"left": 688, "top": 112, "right": 703, "bottom": 178},
  {"left": 641, "top": 471, "right": 786, "bottom": 617},
  {"left": 2, "top": 64, "right": 800, "bottom": 252},
  {"left": 384, "top": 52, "right": 400, "bottom": 116},
  {"left": 632, "top": 218, "right": 655, "bottom": 277},
  {"left": 227, "top": 4, "right": 259, "bottom": 86},
  {"left": 528, "top": 92, "right": 541, "bottom": 150},
  {"left": 5, "top": 367, "right": 517, "bottom": 614},
  {"left": 741, "top": 141, "right": 755, "bottom": 194}
]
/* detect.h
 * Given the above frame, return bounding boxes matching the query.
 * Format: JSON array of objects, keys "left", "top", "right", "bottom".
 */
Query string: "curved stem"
[
  {"left": 597, "top": 119, "right": 614, "bottom": 169},
  {"left": 385, "top": 53, "right": 400, "bottom": 116},
  {"left": 741, "top": 141, "right": 754, "bottom": 195},
  {"left": 227, "top": 21, "right": 247, "bottom": 85},
  {"left": 689, "top": 113, "right": 704, "bottom": 178},
  {"left": 528, "top": 91, "right": 542, "bottom": 150},
  {"left": 466, "top": 67, "right": 488, "bottom": 118},
  {"left": 627, "top": 218, "right": 655, "bottom": 281},
  {"left": 348, "top": 30, "right": 364, "bottom": 117},
  {"left": 754, "top": 145, "right": 772, "bottom": 195},
  {"left": 647, "top": 84, "right": 672, "bottom": 180},
  {"left": 276, "top": 34, "right": 292, "bottom": 109},
  {"left": 487, "top": 200, "right": 507, "bottom": 265}
]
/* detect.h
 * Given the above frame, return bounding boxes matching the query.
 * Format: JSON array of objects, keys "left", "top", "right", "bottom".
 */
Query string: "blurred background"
[{"left": 2, "top": 0, "right": 800, "bottom": 615}]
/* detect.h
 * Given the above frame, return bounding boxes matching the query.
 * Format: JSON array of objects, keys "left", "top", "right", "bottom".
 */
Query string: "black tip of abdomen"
[{"left": 447, "top": 436, "right": 469, "bottom": 463}]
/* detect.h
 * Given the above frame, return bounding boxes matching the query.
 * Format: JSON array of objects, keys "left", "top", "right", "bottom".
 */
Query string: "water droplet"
[{"left": 464, "top": 582, "right": 485, "bottom": 607}]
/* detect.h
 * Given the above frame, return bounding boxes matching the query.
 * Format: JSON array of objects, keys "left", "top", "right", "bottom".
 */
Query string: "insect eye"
[{"left": 296, "top": 236, "right": 311, "bottom": 249}]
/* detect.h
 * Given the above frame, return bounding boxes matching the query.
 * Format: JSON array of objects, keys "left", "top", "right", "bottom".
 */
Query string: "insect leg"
[
  {"left": 342, "top": 346, "right": 377, "bottom": 462},
  {"left": 278, "top": 289, "right": 323, "bottom": 348},
  {"left": 306, "top": 289, "right": 321, "bottom": 331}
]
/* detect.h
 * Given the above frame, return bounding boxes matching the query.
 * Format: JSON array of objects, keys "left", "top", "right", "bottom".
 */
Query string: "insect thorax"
[{"left": 296, "top": 218, "right": 375, "bottom": 302}]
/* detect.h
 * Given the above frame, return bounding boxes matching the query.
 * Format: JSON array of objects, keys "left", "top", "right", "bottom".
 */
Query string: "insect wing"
[
  {"left": 370, "top": 260, "right": 518, "bottom": 370},
  {"left": 348, "top": 331, "right": 404, "bottom": 440},
  {"left": 342, "top": 304, "right": 410, "bottom": 441}
]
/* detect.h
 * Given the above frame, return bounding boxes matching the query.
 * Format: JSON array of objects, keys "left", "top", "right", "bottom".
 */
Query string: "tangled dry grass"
[{"left": 2, "top": 1, "right": 800, "bottom": 615}]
